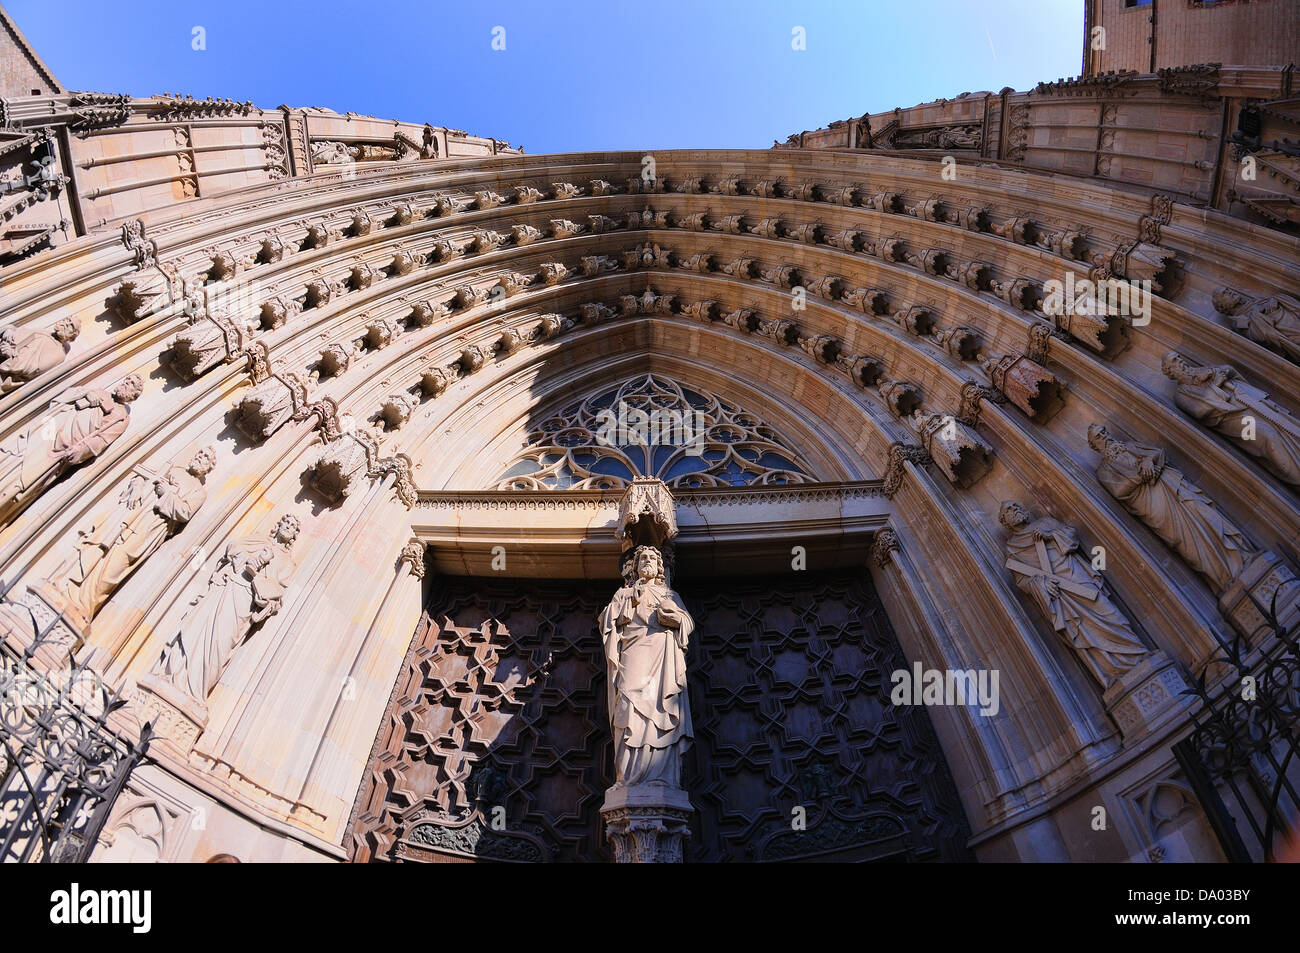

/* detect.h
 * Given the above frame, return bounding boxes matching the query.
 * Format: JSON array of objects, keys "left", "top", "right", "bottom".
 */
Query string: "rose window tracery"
[{"left": 495, "top": 375, "right": 815, "bottom": 490}]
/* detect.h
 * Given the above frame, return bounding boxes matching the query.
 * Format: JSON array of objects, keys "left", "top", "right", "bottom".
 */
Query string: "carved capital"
[
  {"left": 871, "top": 529, "right": 900, "bottom": 569},
  {"left": 399, "top": 539, "right": 427, "bottom": 578},
  {"left": 883, "top": 442, "right": 929, "bottom": 498}
]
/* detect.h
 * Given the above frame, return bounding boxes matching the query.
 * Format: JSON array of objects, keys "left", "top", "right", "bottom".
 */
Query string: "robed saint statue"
[{"left": 599, "top": 545, "right": 693, "bottom": 789}]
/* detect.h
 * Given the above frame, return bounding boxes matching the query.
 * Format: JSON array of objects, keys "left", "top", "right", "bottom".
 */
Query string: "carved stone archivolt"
[{"left": 4, "top": 49, "right": 1300, "bottom": 868}]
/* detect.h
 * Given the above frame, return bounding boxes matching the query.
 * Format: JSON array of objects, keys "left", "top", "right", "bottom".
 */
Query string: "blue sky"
[{"left": 9, "top": 0, "right": 1084, "bottom": 154}]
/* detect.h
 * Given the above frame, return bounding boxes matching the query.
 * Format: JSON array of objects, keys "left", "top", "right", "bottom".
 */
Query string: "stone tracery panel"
[{"left": 495, "top": 374, "right": 816, "bottom": 490}]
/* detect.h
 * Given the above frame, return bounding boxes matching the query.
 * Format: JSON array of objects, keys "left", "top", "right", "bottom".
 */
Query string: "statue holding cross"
[{"left": 999, "top": 501, "right": 1151, "bottom": 691}]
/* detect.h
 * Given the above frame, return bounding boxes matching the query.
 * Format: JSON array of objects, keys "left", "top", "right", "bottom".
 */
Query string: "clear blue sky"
[{"left": 8, "top": 0, "right": 1085, "bottom": 154}]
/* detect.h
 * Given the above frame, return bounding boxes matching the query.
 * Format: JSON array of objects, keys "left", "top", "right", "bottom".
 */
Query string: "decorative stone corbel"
[
  {"left": 957, "top": 379, "right": 1002, "bottom": 428},
  {"left": 878, "top": 378, "right": 922, "bottom": 418},
  {"left": 906, "top": 410, "right": 993, "bottom": 488},
  {"left": 933, "top": 325, "right": 982, "bottom": 360},
  {"left": 981, "top": 354, "right": 1066, "bottom": 422}
]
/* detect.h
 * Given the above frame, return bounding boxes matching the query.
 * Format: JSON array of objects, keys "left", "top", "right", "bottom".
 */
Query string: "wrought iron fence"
[
  {"left": 1174, "top": 589, "right": 1300, "bottom": 863},
  {"left": 0, "top": 634, "right": 151, "bottom": 863}
]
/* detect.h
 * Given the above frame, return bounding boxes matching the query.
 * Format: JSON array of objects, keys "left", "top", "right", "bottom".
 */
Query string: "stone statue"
[
  {"left": 999, "top": 501, "right": 1150, "bottom": 690},
  {"left": 0, "top": 375, "right": 143, "bottom": 523},
  {"left": 49, "top": 447, "right": 216, "bottom": 629},
  {"left": 0, "top": 317, "right": 79, "bottom": 392},
  {"left": 598, "top": 545, "right": 693, "bottom": 789},
  {"left": 1214, "top": 287, "right": 1300, "bottom": 365},
  {"left": 1162, "top": 351, "right": 1300, "bottom": 488},
  {"left": 152, "top": 513, "right": 300, "bottom": 705},
  {"left": 1087, "top": 424, "right": 1255, "bottom": 594}
]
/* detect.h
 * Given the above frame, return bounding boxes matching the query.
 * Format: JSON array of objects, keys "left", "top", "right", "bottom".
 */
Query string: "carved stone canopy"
[{"left": 616, "top": 477, "right": 678, "bottom": 551}]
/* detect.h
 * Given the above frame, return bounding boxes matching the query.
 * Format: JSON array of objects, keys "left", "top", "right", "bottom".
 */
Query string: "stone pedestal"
[
  {"left": 1218, "top": 550, "right": 1300, "bottom": 642},
  {"left": 1102, "top": 651, "right": 1191, "bottom": 742},
  {"left": 0, "top": 584, "right": 85, "bottom": 669},
  {"left": 133, "top": 673, "right": 209, "bottom": 756},
  {"left": 601, "top": 784, "right": 693, "bottom": 863}
]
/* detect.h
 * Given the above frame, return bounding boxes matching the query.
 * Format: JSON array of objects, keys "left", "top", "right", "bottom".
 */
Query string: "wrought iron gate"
[
  {"left": 0, "top": 637, "right": 151, "bottom": 863},
  {"left": 1173, "top": 595, "right": 1300, "bottom": 863}
]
